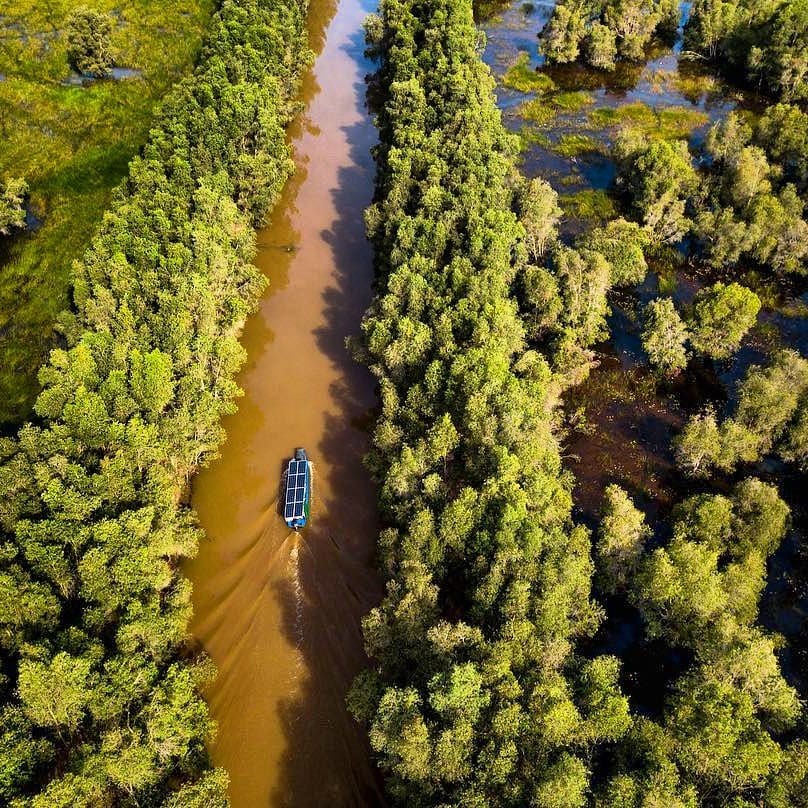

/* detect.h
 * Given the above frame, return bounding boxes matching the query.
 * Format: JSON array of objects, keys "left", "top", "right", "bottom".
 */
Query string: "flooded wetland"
[{"left": 480, "top": 0, "right": 808, "bottom": 693}]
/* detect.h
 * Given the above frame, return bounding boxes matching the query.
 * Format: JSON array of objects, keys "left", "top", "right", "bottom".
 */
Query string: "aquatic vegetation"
[
  {"left": 655, "top": 105, "right": 710, "bottom": 138},
  {"left": 0, "top": 0, "right": 214, "bottom": 425},
  {"left": 589, "top": 101, "right": 708, "bottom": 139},
  {"left": 553, "top": 132, "right": 606, "bottom": 157},
  {"left": 0, "top": 0, "right": 311, "bottom": 802},
  {"left": 517, "top": 125, "right": 552, "bottom": 150},
  {"left": 502, "top": 51, "right": 556, "bottom": 92},
  {"left": 590, "top": 101, "right": 658, "bottom": 129},
  {"left": 516, "top": 97, "right": 557, "bottom": 125},
  {"left": 552, "top": 88, "right": 596, "bottom": 111},
  {"left": 672, "top": 68, "right": 720, "bottom": 103},
  {"left": 559, "top": 188, "right": 618, "bottom": 221}
]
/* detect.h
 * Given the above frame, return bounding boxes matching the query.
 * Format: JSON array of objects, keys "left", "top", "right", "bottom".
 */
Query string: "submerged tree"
[
  {"left": 686, "top": 281, "right": 761, "bottom": 360},
  {"left": 516, "top": 177, "right": 561, "bottom": 261},
  {"left": 641, "top": 297, "right": 689, "bottom": 377},
  {"left": 539, "top": 0, "right": 588, "bottom": 64},
  {"left": 597, "top": 485, "right": 651, "bottom": 594},
  {"left": 615, "top": 134, "right": 699, "bottom": 244},
  {"left": 676, "top": 350, "right": 808, "bottom": 476},
  {"left": 584, "top": 22, "right": 618, "bottom": 70}
]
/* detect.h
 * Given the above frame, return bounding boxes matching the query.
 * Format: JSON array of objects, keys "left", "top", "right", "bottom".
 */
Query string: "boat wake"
[{"left": 288, "top": 540, "right": 306, "bottom": 660}]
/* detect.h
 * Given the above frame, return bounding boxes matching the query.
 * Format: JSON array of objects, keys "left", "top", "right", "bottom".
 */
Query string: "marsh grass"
[
  {"left": 517, "top": 98, "right": 557, "bottom": 125},
  {"left": 0, "top": 0, "right": 213, "bottom": 424},
  {"left": 502, "top": 52, "right": 556, "bottom": 93},
  {"left": 518, "top": 126, "right": 552, "bottom": 151},
  {"left": 588, "top": 101, "right": 709, "bottom": 140},
  {"left": 553, "top": 133, "right": 606, "bottom": 157},
  {"left": 559, "top": 189, "right": 617, "bottom": 221},
  {"left": 552, "top": 89, "right": 595, "bottom": 112}
]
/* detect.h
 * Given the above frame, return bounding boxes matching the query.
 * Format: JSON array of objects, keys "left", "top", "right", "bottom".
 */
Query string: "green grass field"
[{"left": 0, "top": 0, "right": 213, "bottom": 425}]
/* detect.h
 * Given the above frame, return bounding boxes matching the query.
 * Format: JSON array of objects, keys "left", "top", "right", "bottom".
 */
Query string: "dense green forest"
[
  {"left": 1, "top": 0, "right": 806, "bottom": 804},
  {"left": 0, "top": 0, "right": 310, "bottom": 803},
  {"left": 353, "top": 0, "right": 808, "bottom": 805},
  {"left": 349, "top": 0, "right": 629, "bottom": 803}
]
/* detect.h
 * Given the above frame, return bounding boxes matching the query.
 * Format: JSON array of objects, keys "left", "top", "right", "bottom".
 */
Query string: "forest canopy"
[{"left": 0, "top": 0, "right": 310, "bottom": 804}]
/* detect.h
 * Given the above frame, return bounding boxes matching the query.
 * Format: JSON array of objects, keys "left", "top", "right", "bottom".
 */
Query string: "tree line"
[
  {"left": 354, "top": 0, "right": 808, "bottom": 804},
  {"left": 0, "top": 0, "right": 310, "bottom": 804},
  {"left": 350, "top": 0, "right": 633, "bottom": 803},
  {"left": 540, "top": 0, "right": 679, "bottom": 71},
  {"left": 685, "top": 0, "right": 808, "bottom": 101},
  {"left": 539, "top": 0, "right": 808, "bottom": 104}
]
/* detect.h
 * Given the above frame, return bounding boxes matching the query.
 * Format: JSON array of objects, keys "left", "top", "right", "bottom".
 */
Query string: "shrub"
[{"left": 66, "top": 7, "right": 114, "bottom": 77}]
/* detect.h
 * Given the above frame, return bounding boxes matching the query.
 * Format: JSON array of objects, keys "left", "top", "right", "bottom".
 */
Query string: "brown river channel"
[{"left": 184, "top": 0, "right": 384, "bottom": 803}]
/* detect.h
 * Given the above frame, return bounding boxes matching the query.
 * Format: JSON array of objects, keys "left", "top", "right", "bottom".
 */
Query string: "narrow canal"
[{"left": 184, "top": 0, "right": 384, "bottom": 802}]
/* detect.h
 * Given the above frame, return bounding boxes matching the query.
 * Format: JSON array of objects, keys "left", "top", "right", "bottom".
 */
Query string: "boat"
[{"left": 283, "top": 448, "right": 312, "bottom": 529}]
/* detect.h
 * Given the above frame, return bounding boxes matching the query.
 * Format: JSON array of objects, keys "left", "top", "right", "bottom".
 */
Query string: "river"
[{"left": 184, "top": 0, "right": 384, "bottom": 803}]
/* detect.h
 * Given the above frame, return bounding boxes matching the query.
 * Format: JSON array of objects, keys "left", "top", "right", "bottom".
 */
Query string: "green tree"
[
  {"left": 18, "top": 652, "right": 95, "bottom": 732},
  {"left": 0, "top": 177, "right": 28, "bottom": 235},
  {"left": 554, "top": 245, "right": 612, "bottom": 348},
  {"left": 66, "top": 7, "right": 114, "bottom": 77},
  {"left": 597, "top": 485, "right": 650, "bottom": 593},
  {"left": 726, "top": 145, "right": 772, "bottom": 209},
  {"left": 580, "top": 218, "right": 650, "bottom": 286},
  {"left": 668, "top": 678, "right": 783, "bottom": 793},
  {"left": 687, "top": 281, "right": 761, "bottom": 360},
  {"left": 755, "top": 103, "right": 808, "bottom": 192},
  {"left": 683, "top": 0, "right": 738, "bottom": 59},
  {"left": 540, "top": 0, "right": 588, "bottom": 64},
  {"left": 641, "top": 297, "right": 689, "bottom": 377},
  {"left": 0, "top": 707, "right": 54, "bottom": 802},
  {"left": 584, "top": 22, "right": 618, "bottom": 70},
  {"left": 517, "top": 177, "right": 561, "bottom": 261},
  {"left": 605, "top": 0, "right": 659, "bottom": 61},
  {"left": 617, "top": 136, "right": 699, "bottom": 243},
  {"left": 519, "top": 265, "right": 562, "bottom": 340},
  {"left": 677, "top": 350, "right": 808, "bottom": 475},
  {"left": 673, "top": 409, "right": 725, "bottom": 476}
]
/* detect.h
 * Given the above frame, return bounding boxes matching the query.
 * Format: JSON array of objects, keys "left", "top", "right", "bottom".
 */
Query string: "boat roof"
[{"left": 284, "top": 458, "right": 308, "bottom": 521}]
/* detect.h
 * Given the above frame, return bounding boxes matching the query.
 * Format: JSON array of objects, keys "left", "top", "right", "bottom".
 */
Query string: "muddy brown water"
[{"left": 184, "top": 0, "right": 384, "bottom": 803}]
